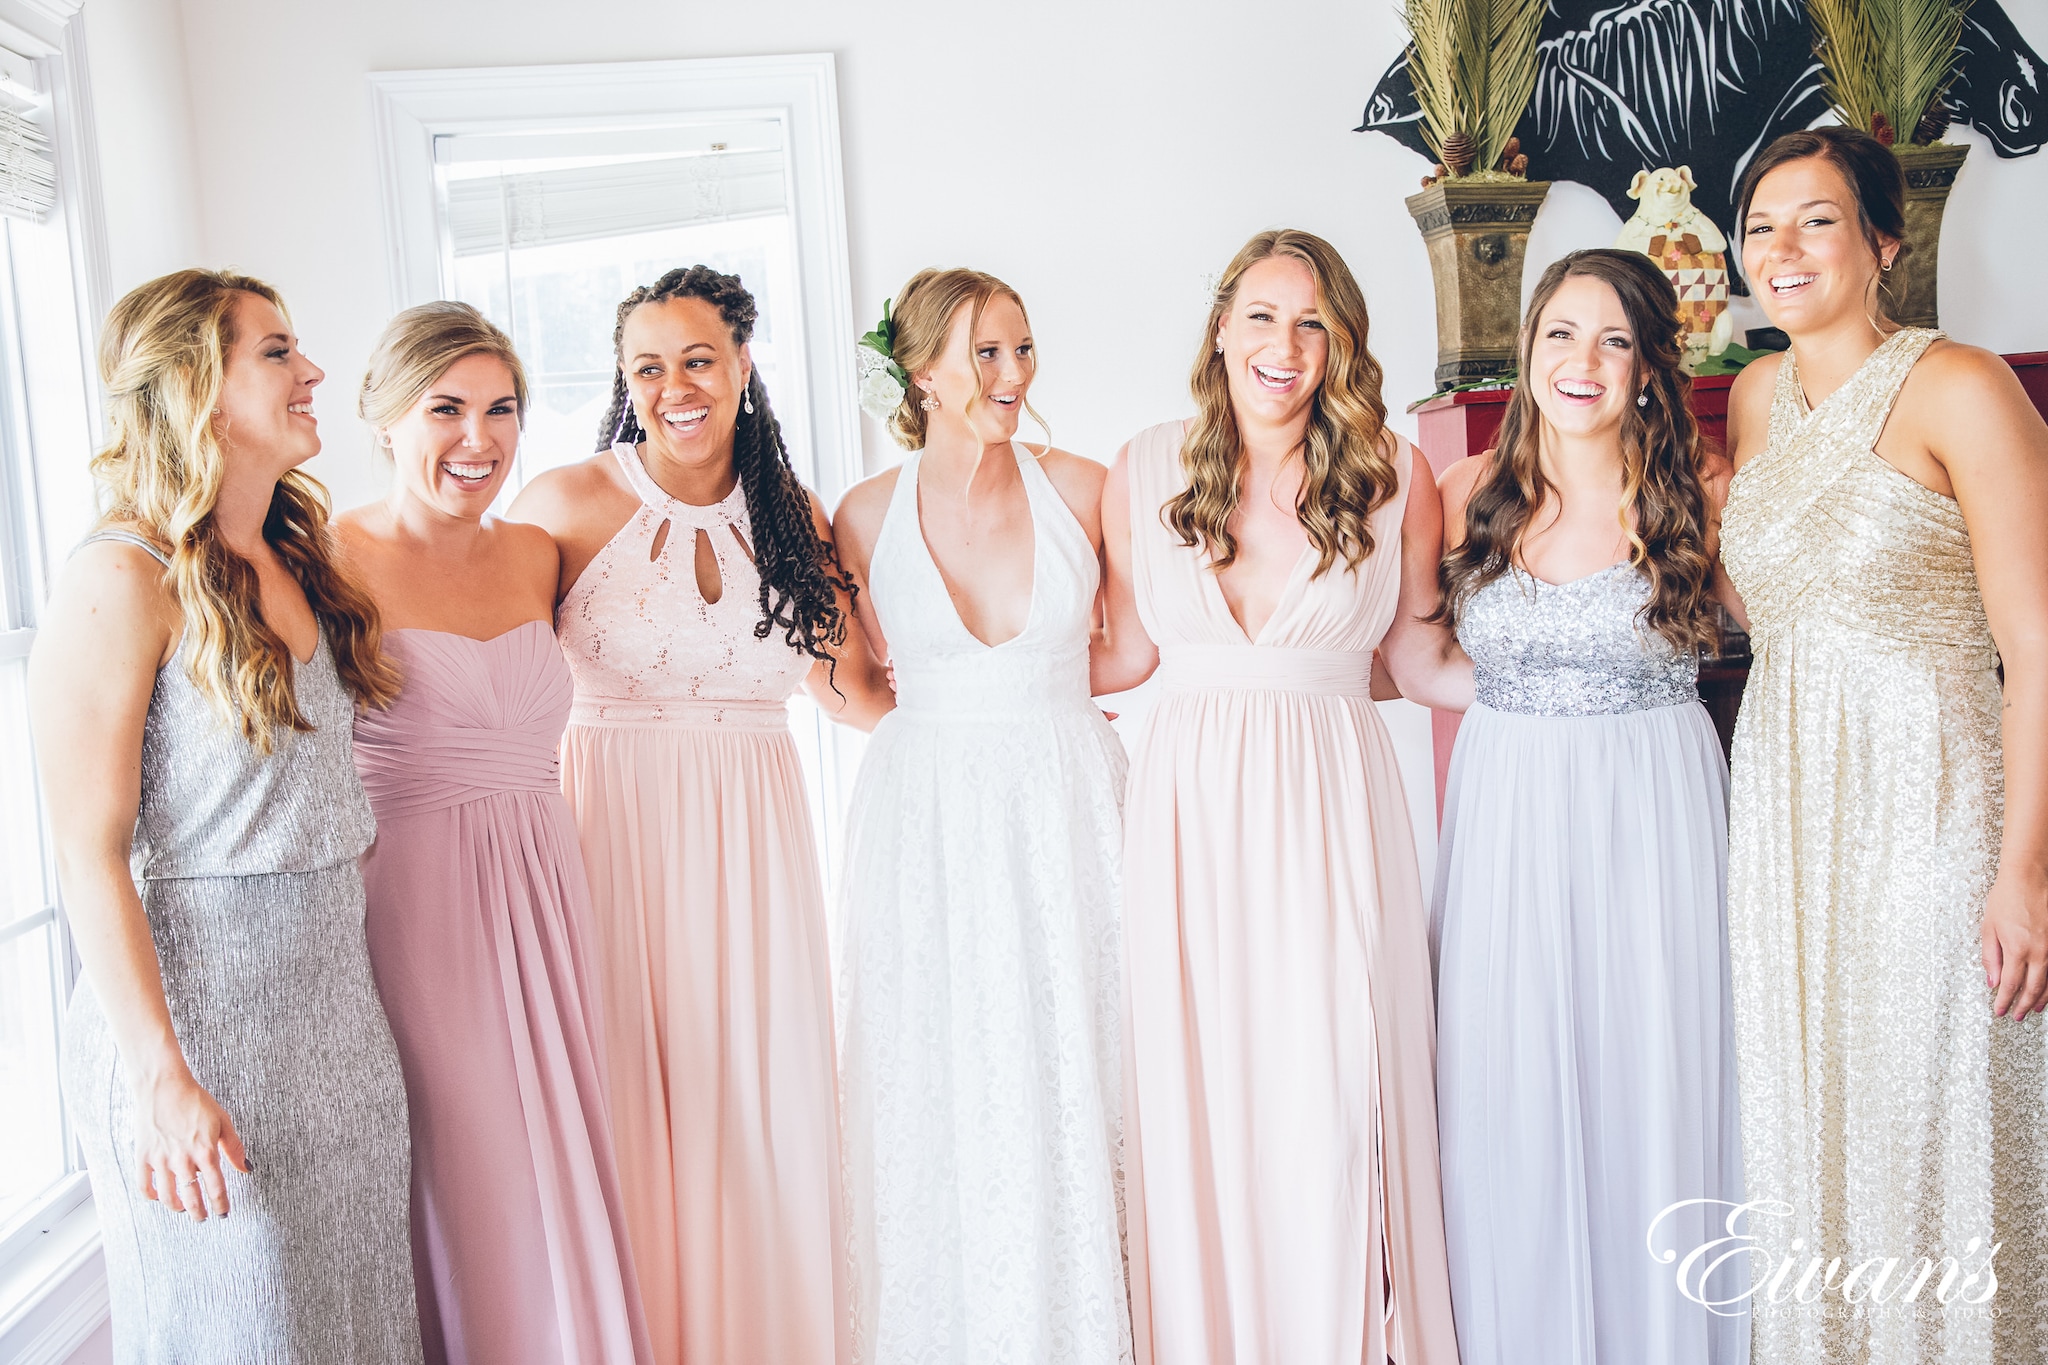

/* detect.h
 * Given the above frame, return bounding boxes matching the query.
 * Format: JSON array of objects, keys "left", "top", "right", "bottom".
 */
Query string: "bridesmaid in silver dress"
[
  {"left": 29, "top": 270, "right": 422, "bottom": 1363},
  {"left": 1429, "top": 250, "right": 1745, "bottom": 1365}
]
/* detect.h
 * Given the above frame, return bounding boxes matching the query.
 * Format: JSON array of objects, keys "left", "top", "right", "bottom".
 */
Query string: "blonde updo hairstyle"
[
  {"left": 881, "top": 267, "right": 1048, "bottom": 451},
  {"left": 1167, "top": 229, "right": 1398, "bottom": 576},
  {"left": 359, "top": 300, "right": 529, "bottom": 441},
  {"left": 92, "top": 268, "right": 400, "bottom": 749}
]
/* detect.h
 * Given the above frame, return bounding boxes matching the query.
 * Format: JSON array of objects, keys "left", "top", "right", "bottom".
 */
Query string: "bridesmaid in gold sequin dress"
[{"left": 1718, "top": 128, "right": 2048, "bottom": 1364}]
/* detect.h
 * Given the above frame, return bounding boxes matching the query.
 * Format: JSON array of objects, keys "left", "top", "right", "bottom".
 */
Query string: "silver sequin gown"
[
  {"left": 1431, "top": 562, "right": 1746, "bottom": 1365},
  {"left": 60, "top": 532, "right": 422, "bottom": 1364}
]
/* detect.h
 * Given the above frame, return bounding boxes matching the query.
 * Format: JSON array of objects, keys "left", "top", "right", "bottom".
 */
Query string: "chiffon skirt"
[
  {"left": 1431, "top": 699, "right": 1746, "bottom": 1365},
  {"left": 1121, "top": 684, "right": 1459, "bottom": 1364},
  {"left": 362, "top": 788, "right": 651, "bottom": 1365},
  {"left": 561, "top": 715, "right": 849, "bottom": 1365}
]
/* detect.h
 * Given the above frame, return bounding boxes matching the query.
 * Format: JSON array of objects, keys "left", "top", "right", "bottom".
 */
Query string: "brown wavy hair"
[
  {"left": 1165, "top": 229, "right": 1397, "bottom": 576},
  {"left": 1433, "top": 249, "right": 1715, "bottom": 651},
  {"left": 93, "top": 269, "right": 400, "bottom": 748},
  {"left": 879, "top": 267, "right": 1050, "bottom": 452}
]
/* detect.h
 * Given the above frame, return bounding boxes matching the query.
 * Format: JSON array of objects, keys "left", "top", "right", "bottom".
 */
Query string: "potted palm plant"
[
  {"left": 1807, "top": 0, "right": 1973, "bottom": 327},
  {"left": 1400, "top": 0, "right": 1550, "bottom": 390}
]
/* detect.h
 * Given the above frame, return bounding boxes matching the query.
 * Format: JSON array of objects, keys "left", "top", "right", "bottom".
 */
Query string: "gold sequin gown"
[{"left": 1719, "top": 328, "right": 2047, "bottom": 1363}]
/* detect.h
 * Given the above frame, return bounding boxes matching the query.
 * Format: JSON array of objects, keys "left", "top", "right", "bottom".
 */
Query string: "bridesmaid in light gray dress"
[{"left": 30, "top": 270, "right": 420, "bottom": 1363}]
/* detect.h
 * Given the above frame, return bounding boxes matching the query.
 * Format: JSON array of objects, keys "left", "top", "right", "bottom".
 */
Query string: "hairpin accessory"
[{"left": 856, "top": 299, "right": 910, "bottom": 422}]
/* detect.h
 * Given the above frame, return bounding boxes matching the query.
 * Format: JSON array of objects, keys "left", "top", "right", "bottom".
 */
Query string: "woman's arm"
[
  {"left": 805, "top": 484, "right": 894, "bottom": 731},
  {"left": 1922, "top": 347, "right": 2048, "bottom": 1021},
  {"left": 1378, "top": 444, "right": 1474, "bottom": 712},
  {"left": 1710, "top": 358, "right": 1778, "bottom": 633},
  {"left": 27, "top": 542, "right": 252, "bottom": 1221},
  {"left": 1090, "top": 444, "right": 1159, "bottom": 696}
]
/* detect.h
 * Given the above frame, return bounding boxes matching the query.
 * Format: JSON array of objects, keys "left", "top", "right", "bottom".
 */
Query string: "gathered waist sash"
[
  {"left": 1155, "top": 644, "right": 1375, "bottom": 697},
  {"left": 353, "top": 727, "right": 563, "bottom": 818},
  {"left": 568, "top": 696, "right": 791, "bottom": 730}
]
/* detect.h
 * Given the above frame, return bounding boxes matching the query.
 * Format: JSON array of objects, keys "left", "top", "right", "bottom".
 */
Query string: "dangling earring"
[
  {"left": 612, "top": 403, "right": 634, "bottom": 445},
  {"left": 1637, "top": 392, "right": 1649, "bottom": 408},
  {"left": 920, "top": 387, "right": 939, "bottom": 413},
  {"left": 743, "top": 387, "right": 755, "bottom": 416}
]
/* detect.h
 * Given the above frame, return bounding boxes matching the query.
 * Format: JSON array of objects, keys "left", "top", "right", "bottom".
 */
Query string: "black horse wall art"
[{"left": 1359, "top": 0, "right": 2047, "bottom": 234}]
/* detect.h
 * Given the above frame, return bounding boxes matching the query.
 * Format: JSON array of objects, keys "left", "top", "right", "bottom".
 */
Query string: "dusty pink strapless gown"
[{"left": 355, "top": 621, "right": 652, "bottom": 1365}]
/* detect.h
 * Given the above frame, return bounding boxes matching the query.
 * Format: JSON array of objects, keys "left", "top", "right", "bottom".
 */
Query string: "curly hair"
[
  {"left": 1433, "top": 248, "right": 1716, "bottom": 652},
  {"left": 93, "top": 268, "right": 400, "bottom": 750},
  {"left": 1165, "top": 229, "right": 1398, "bottom": 578},
  {"left": 593, "top": 264, "right": 851, "bottom": 668}
]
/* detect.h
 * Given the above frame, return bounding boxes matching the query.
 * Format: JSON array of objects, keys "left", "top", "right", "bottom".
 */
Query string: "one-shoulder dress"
[
  {"left": 354, "top": 621, "right": 652, "bottom": 1364},
  {"left": 555, "top": 443, "right": 848, "bottom": 1365},
  {"left": 1117, "top": 421, "right": 1460, "bottom": 1364},
  {"left": 60, "top": 530, "right": 421, "bottom": 1364}
]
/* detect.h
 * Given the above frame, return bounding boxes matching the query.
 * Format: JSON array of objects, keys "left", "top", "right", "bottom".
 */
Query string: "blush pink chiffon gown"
[
  {"left": 555, "top": 442, "right": 849, "bottom": 1365},
  {"left": 1118, "top": 420, "right": 1461, "bottom": 1365},
  {"left": 355, "top": 620, "right": 652, "bottom": 1365}
]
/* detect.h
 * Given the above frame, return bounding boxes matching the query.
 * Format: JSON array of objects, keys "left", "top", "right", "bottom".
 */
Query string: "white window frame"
[
  {"left": 0, "top": 0, "right": 113, "bottom": 1359},
  {"left": 367, "top": 54, "right": 863, "bottom": 500}
]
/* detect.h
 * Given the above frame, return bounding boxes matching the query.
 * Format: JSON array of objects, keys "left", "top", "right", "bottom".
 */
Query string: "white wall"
[{"left": 82, "top": 0, "right": 2048, "bottom": 512}]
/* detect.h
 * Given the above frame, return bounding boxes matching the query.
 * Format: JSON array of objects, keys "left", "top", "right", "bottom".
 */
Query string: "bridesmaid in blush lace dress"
[
  {"left": 1092, "top": 230, "right": 1467, "bottom": 1364},
  {"left": 511, "top": 266, "right": 891, "bottom": 1365},
  {"left": 339, "top": 303, "right": 650, "bottom": 1364}
]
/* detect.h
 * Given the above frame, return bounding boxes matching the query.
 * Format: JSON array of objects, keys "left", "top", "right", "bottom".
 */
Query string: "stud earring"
[
  {"left": 1637, "top": 392, "right": 1649, "bottom": 408},
  {"left": 1881, "top": 257, "right": 1895, "bottom": 273}
]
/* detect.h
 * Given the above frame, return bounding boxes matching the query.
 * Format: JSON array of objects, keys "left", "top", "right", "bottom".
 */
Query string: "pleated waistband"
[
  {"left": 1155, "top": 644, "right": 1375, "bottom": 697},
  {"left": 568, "top": 697, "right": 791, "bottom": 730}
]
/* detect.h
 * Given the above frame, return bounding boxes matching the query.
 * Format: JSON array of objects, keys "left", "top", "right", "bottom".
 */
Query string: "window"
[{"left": 370, "top": 56, "right": 868, "bottom": 874}]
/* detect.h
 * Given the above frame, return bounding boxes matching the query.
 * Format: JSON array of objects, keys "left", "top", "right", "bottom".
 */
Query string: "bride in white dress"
[{"left": 832, "top": 269, "right": 1131, "bottom": 1365}]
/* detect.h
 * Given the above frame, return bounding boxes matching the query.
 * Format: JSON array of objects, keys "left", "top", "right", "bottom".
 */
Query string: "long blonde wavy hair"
[
  {"left": 92, "top": 269, "right": 400, "bottom": 748},
  {"left": 1166, "top": 229, "right": 1398, "bottom": 576},
  {"left": 881, "top": 267, "right": 1050, "bottom": 451}
]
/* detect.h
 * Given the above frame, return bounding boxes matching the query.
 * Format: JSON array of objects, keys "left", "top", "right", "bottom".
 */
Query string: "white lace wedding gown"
[{"left": 837, "top": 444, "right": 1132, "bottom": 1365}]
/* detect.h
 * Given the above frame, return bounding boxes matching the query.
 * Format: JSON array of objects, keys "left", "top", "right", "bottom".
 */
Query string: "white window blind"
[
  {"left": 443, "top": 137, "right": 787, "bottom": 257},
  {"left": 0, "top": 43, "right": 53, "bottom": 223}
]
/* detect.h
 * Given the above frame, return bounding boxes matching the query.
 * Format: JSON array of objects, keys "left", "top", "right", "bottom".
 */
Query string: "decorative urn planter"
[
  {"left": 1405, "top": 177, "right": 1552, "bottom": 389},
  {"left": 1890, "top": 141, "right": 1968, "bottom": 329}
]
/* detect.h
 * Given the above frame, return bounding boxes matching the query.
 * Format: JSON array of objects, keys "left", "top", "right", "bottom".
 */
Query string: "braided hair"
[{"left": 595, "top": 264, "right": 852, "bottom": 668}]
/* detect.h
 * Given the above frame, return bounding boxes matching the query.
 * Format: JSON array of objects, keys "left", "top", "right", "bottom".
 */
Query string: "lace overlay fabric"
[
  {"left": 556, "top": 442, "right": 811, "bottom": 725},
  {"left": 837, "top": 446, "right": 1132, "bottom": 1365},
  {"left": 1719, "top": 329, "right": 2047, "bottom": 1363},
  {"left": 1463, "top": 562, "right": 1697, "bottom": 716}
]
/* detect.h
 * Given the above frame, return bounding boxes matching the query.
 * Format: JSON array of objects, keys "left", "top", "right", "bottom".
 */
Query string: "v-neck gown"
[
  {"left": 836, "top": 446, "right": 1132, "bottom": 1365},
  {"left": 354, "top": 622, "right": 652, "bottom": 1364},
  {"left": 1118, "top": 420, "right": 1460, "bottom": 1364},
  {"left": 555, "top": 443, "right": 848, "bottom": 1365}
]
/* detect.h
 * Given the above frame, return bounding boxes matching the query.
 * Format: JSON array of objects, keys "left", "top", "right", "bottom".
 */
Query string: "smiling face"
[
  {"left": 214, "top": 292, "right": 324, "bottom": 477},
  {"left": 620, "top": 295, "right": 749, "bottom": 468},
  {"left": 1741, "top": 155, "right": 1897, "bottom": 335},
  {"left": 1525, "top": 273, "right": 1639, "bottom": 443},
  {"left": 381, "top": 351, "right": 522, "bottom": 520},
  {"left": 917, "top": 292, "right": 1034, "bottom": 447},
  {"left": 1216, "top": 254, "right": 1328, "bottom": 430}
]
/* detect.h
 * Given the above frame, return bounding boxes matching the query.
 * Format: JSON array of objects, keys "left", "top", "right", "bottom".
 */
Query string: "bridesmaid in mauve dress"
[
  {"left": 1093, "top": 230, "right": 1468, "bottom": 1364},
  {"left": 339, "top": 303, "right": 651, "bottom": 1364},
  {"left": 511, "top": 266, "right": 891, "bottom": 1364}
]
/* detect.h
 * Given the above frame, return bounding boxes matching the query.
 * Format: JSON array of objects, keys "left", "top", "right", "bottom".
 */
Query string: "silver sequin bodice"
[
  {"left": 1461, "top": 562, "right": 1697, "bottom": 716},
  {"left": 132, "top": 630, "right": 375, "bottom": 880}
]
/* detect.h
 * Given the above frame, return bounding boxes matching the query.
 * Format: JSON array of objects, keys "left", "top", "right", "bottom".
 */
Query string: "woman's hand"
[
  {"left": 133, "top": 1069, "right": 252, "bottom": 1221},
  {"left": 1982, "top": 867, "right": 2048, "bottom": 1022}
]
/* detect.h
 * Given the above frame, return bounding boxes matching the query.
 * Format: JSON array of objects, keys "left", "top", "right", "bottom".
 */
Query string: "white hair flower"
[{"left": 856, "top": 343, "right": 906, "bottom": 423}]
